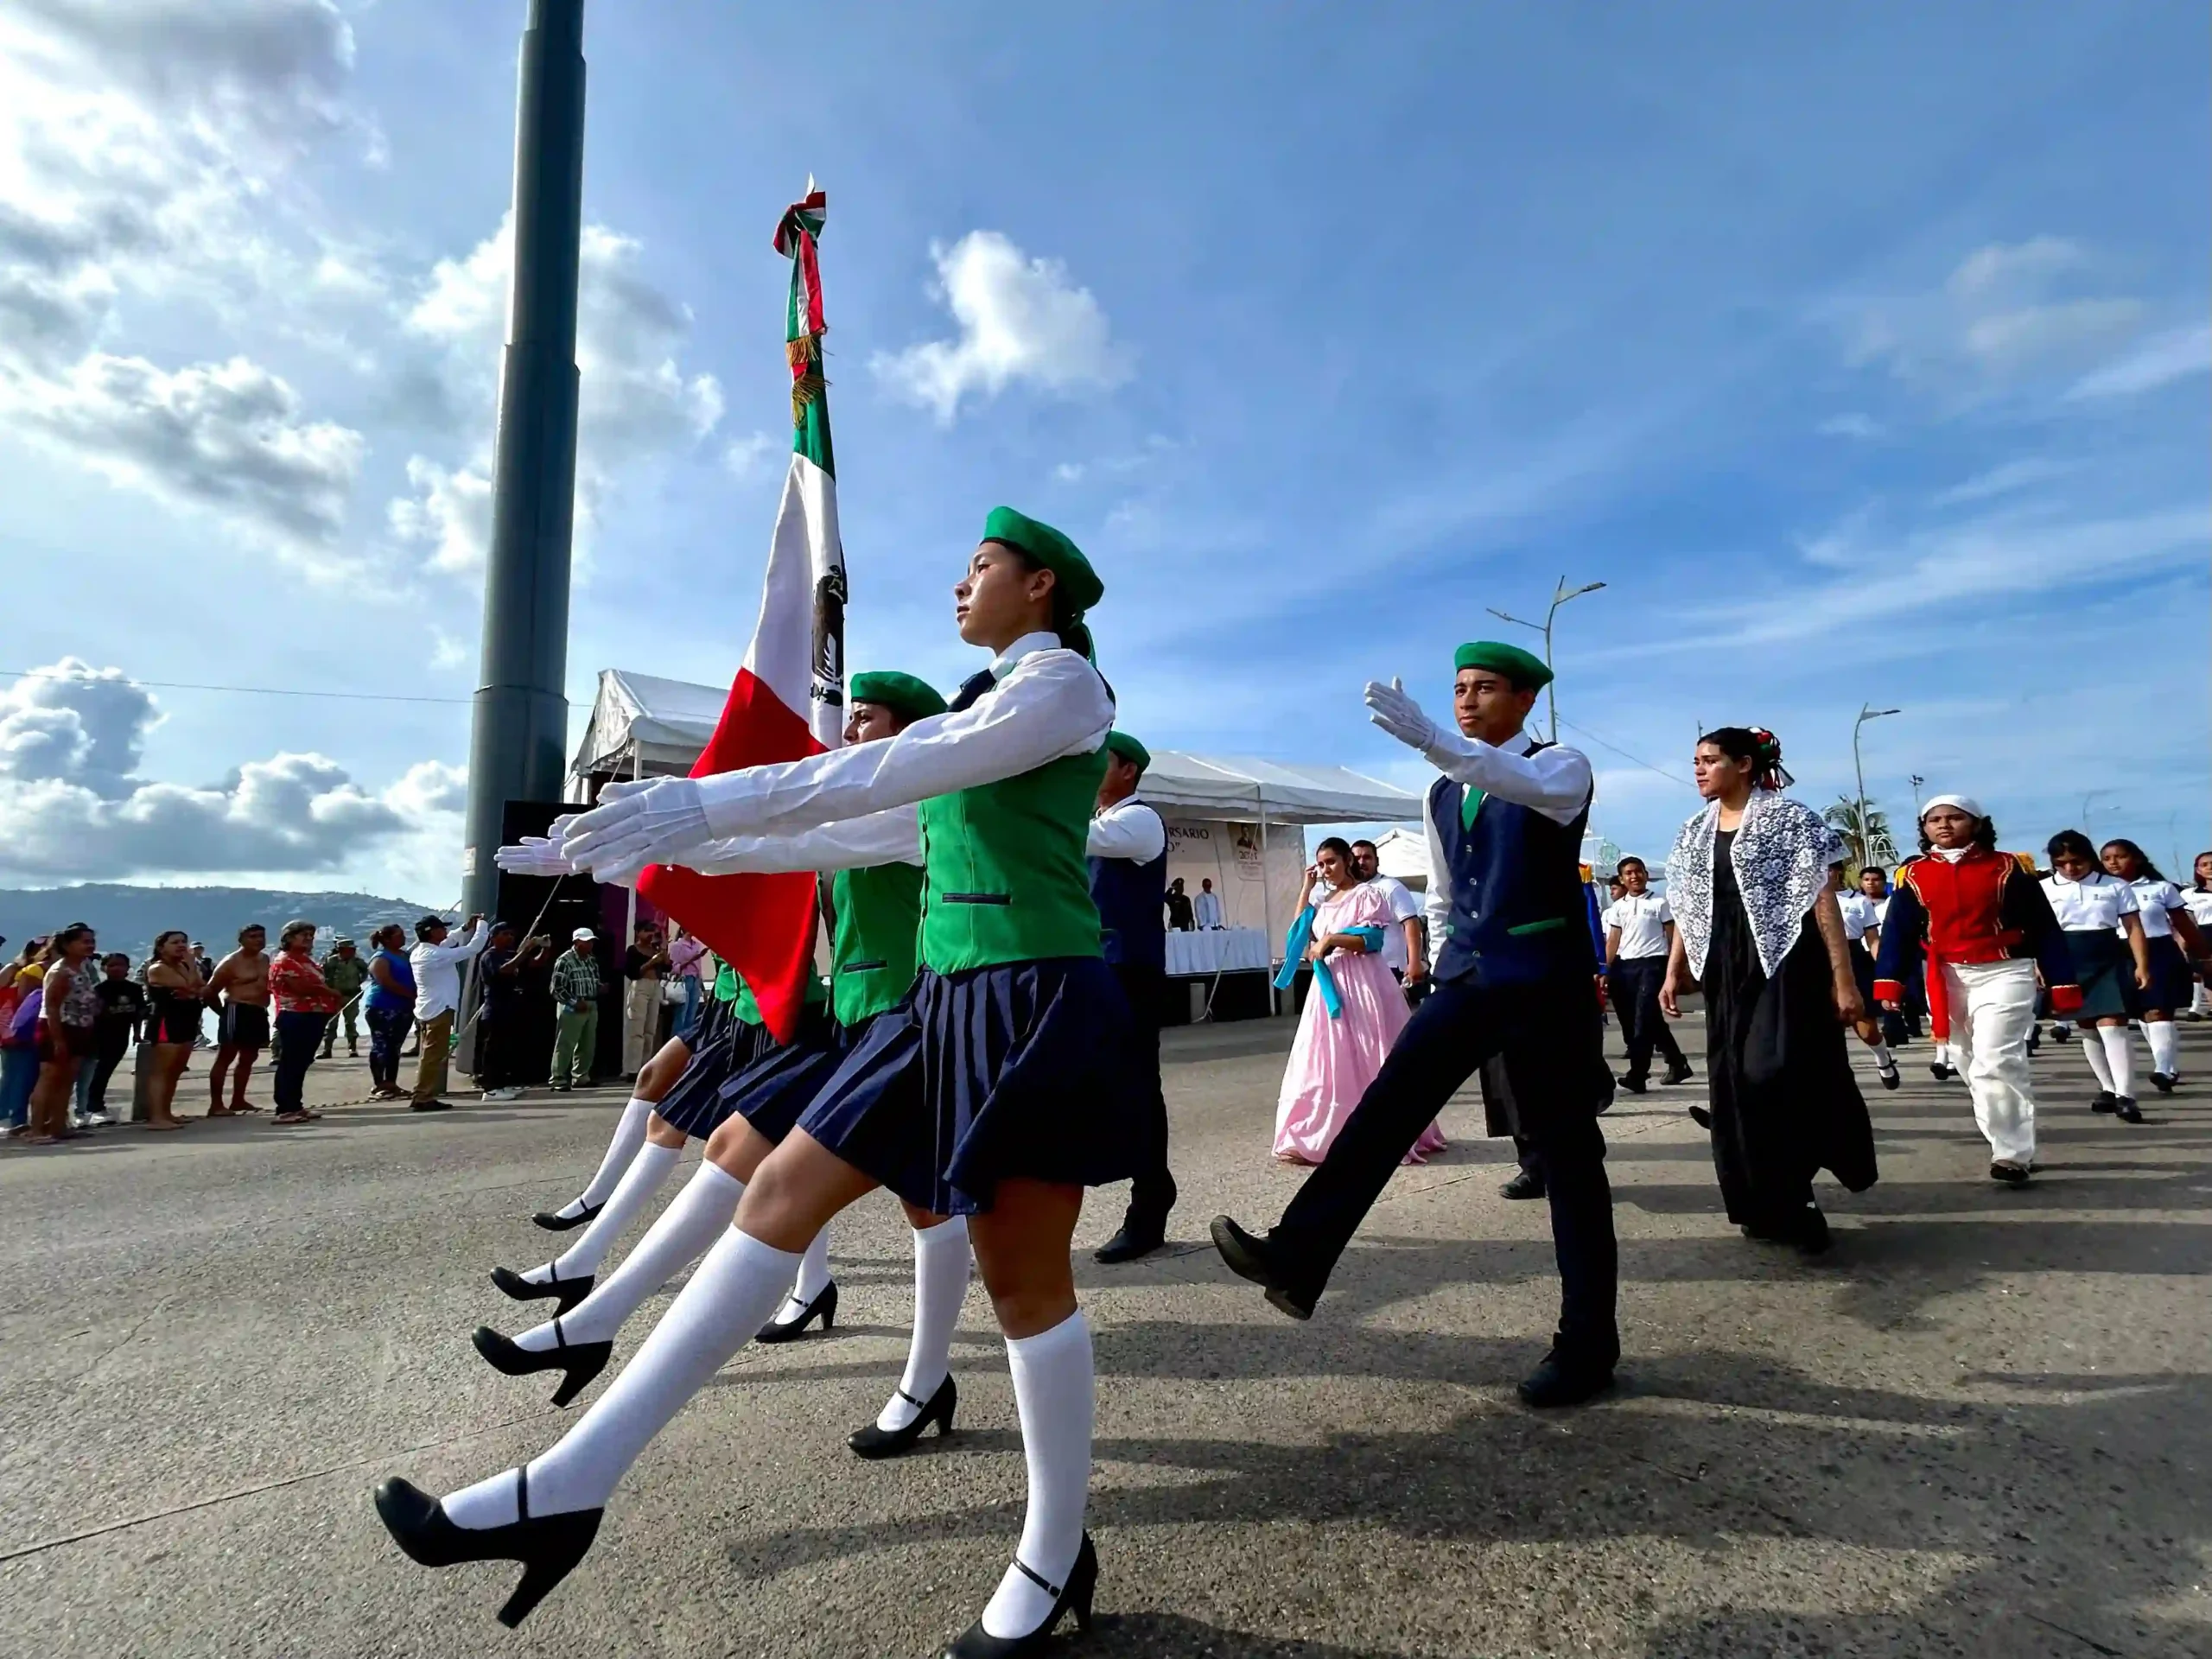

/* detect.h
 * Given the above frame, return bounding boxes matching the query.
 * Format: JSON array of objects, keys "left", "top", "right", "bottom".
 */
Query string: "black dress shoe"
[
  {"left": 849, "top": 1373, "right": 957, "bottom": 1460},
  {"left": 372, "top": 1467, "right": 601, "bottom": 1629},
  {"left": 1516, "top": 1348, "right": 1617, "bottom": 1408},
  {"left": 2113, "top": 1096, "right": 2145, "bottom": 1124},
  {"left": 1208, "top": 1215, "right": 1314, "bottom": 1320},
  {"left": 755, "top": 1280, "right": 837, "bottom": 1344},
  {"left": 1615, "top": 1073, "right": 1649, "bottom": 1095},
  {"left": 472, "top": 1323, "right": 613, "bottom": 1408},
  {"left": 1989, "top": 1160, "right": 2031, "bottom": 1186},
  {"left": 491, "top": 1263, "right": 594, "bottom": 1315},
  {"left": 2151, "top": 1071, "right": 2178, "bottom": 1094},
  {"left": 1093, "top": 1220, "right": 1167, "bottom": 1264},
  {"left": 1787, "top": 1204, "right": 1832, "bottom": 1256},
  {"left": 1930, "top": 1062, "right": 1956, "bottom": 1082},
  {"left": 1498, "top": 1167, "right": 1547, "bottom": 1200},
  {"left": 1688, "top": 1104, "right": 1713, "bottom": 1129},
  {"left": 939, "top": 1533, "right": 1097, "bottom": 1657},
  {"left": 1662, "top": 1062, "right": 1694, "bottom": 1086},
  {"left": 2089, "top": 1090, "right": 2117, "bottom": 1115},
  {"left": 410, "top": 1099, "right": 454, "bottom": 1113},
  {"left": 531, "top": 1200, "right": 602, "bottom": 1233},
  {"left": 1876, "top": 1061, "right": 1902, "bottom": 1091}
]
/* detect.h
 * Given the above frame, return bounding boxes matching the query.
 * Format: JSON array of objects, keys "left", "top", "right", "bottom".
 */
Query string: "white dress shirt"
[
  {"left": 2128, "top": 877, "right": 2184, "bottom": 939},
  {"left": 410, "top": 921, "right": 488, "bottom": 1020},
  {"left": 1193, "top": 889, "right": 1224, "bottom": 929},
  {"left": 1603, "top": 893, "right": 1675, "bottom": 959},
  {"left": 1089, "top": 798, "right": 1166, "bottom": 863},
  {"left": 1365, "top": 874, "right": 1423, "bottom": 972},
  {"left": 2040, "top": 869, "right": 2138, "bottom": 931},
  {"left": 1420, "top": 734, "right": 1595, "bottom": 966},
  {"left": 2184, "top": 887, "right": 2212, "bottom": 929},
  {"left": 696, "top": 632, "right": 1114, "bottom": 841},
  {"left": 1832, "top": 891, "right": 1873, "bottom": 944}
]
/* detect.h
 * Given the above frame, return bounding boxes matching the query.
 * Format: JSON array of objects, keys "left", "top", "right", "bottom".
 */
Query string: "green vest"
[
  {"left": 727, "top": 962, "right": 826, "bottom": 1027},
  {"left": 830, "top": 862, "right": 925, "bottom": 1025},
  {"left": 917, "top": 747, "right": 1110, "bottom": 971}
]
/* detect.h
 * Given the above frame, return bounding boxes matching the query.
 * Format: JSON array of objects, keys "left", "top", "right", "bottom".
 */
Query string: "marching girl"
[
  {"left": 1873, "top": 796, "right": 2078, "bottom": 1185},
  {"left": 475, "top": 672, "right": 975, "bottom": 1458},
  {"left": 2185, "top": 851, "right": 2212, "bottom": 1020},
  {"left": 2041, "top": 832, "right": 2152, "bottom": 1122},
  {"left": 377, "top": 510, "right": 1136, "bottom": 1656},
  {"left": 2099, "top": 838, "right": 2207, "bottom": 1091}
]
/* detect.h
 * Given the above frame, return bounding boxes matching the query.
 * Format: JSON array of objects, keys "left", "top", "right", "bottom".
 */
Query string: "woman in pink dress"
[{"left": 1274, "top": 838, "right": 1446, "bottom": 1166}]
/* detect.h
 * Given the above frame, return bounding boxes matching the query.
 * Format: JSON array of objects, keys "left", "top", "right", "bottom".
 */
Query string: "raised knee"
[{"left": 645, "top": 1115, "right": 687, "bottom": 1148}]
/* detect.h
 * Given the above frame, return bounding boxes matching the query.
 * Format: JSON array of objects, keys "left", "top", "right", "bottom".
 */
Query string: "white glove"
[
  {"left": 563, "top": 778, "right": 714, "bottom": 880},
  {"left": 1363, "top": 678, "right": 1476, "bottom": 767}
]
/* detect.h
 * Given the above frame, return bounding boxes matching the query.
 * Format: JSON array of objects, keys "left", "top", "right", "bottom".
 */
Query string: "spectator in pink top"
[
  {"left": 667, "top": 923, "right": 709, "bottom": 1042},
  {"left": 268, "top": 920, "right": 340, "bottom": 1125}
]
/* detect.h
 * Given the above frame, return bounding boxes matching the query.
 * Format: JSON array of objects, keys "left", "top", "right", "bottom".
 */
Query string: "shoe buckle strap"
[
  {"left": 893, "top": 1386, "right": 927, "bottom": 1411},
  {"left": 515, "top": 1464, "right": 531, "bottom": 1522},
  {"left": 1010, "top": 1555, "right": 1063, "bottom": 1599}
]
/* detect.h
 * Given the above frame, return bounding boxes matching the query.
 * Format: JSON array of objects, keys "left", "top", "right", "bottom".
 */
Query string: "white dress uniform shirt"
[
  {"left": 2127, "top": 877, "right": 2184, "bottom": 939},
  {"left": 1603, "top": 893, "right": 1675, "bottom": 959},
  {"left": 1418, "top": 734, "right": 1595, "bottom": 969},
  {"left": 2040, "top": 869, "right": 2138, "bottom": 931},
  {"left": 695, "top": 632, "right": 1113, "bottom": 841},
  {"left": 1192, "top": 889, "right": 1224, "bottom": 929},
  {"left": 1364, "top": 873, "right": 1424, "bottom": 973},
  {"left": 1088, "top": 797, "right": 1167, "bottom": 863},
  {"left": 2183, "top": 887, "right": 2212, "bottom": 930},
  {"left": 409, "top": 920, "right": 488, "bottom": 1021}
]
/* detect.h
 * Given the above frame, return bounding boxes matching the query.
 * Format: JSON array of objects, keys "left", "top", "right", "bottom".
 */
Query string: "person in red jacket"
[{"left": 1873, "top": 794, "right": 2078, "bottom": 1185}]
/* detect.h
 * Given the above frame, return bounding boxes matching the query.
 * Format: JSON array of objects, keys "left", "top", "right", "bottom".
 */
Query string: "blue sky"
[{"left": 0, "top": 0, "right": 2203, "bottom": 900}]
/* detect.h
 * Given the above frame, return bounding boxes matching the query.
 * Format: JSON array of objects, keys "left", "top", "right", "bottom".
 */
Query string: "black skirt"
[
  {"left": 796, "top": 957, "right": 1143, "bottom": 1216},
  {"left": 2136, "top": 935, "right": 2192, "bottom": 1016},
  {"left": 1699, "top": 849, "right": 1877, "bottom": 1229},
  {"left": 653, "top": 1012, "right": 774, "bottom": 1137},
  {"left": 2065, "top": 929, "right": 2133, "bottom": 1021}
]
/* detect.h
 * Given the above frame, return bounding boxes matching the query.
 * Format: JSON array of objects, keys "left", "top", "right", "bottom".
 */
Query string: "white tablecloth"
[{"left": 1165, "top": 927, "right": 1272, "bottom": 977}]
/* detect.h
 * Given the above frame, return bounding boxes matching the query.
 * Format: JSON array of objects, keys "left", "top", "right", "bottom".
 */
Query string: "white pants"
[
  {"left": 1942, "top": 958, "right": 2039, "bottom": 1166},
  {"left": 623, "top": 979, "right": 662, "bottom": 1075}
]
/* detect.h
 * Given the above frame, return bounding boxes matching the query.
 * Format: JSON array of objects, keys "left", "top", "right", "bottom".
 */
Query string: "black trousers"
[
  {"left": 1111, "top": 962, "right": 1177, "bottom": 1230},
  {"left": 1275, "top": 973, "right": 1618, "bottom": 1362},
  {"left": 475, "top": 1009, "right": 531, "bottom": 1090},
  {"left": 1609, "top": 957, "right": 1687, "bottom": 1080}
]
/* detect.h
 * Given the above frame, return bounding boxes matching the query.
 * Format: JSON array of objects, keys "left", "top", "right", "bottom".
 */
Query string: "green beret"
[
  {"left": 1453, "top": 639, "right": 1553, "bottom": 690},
  {"left": 848, "top": 670, "right": 947, "bottom": 721},
  {"left": 982, "top": 506, "right": 1103, "bottom": 613},
  {"left": 1103, "top": 730, "right": 1150, "bottom": 772}
]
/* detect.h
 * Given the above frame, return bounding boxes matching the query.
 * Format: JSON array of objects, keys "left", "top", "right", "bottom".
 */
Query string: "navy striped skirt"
[
  {"left": 714, "top": 1002, "right": 841, "bottom": 1143},
  {"left": 654, "top": 1009, "right": 774, "bottom": 1137},
  {"left": 795, "top": 957, "right": 1144, "bottom": 1216}
]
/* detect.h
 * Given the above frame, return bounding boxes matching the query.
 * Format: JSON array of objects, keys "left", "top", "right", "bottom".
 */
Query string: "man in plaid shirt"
[{"left": 550, "top": 929, "right": 603, "bottom": 1091}]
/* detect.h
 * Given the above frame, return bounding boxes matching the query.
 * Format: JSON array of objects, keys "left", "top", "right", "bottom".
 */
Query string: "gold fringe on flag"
[{"left": 787, "top": 332, "right": 826, "bottom": 425}]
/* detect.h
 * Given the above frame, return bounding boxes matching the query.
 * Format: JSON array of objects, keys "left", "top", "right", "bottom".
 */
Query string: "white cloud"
[
  {"left": 4, "top": 352, "right": 364, "bottom": 558},
  {"left": 1945, "top": 236, "right": 2083, "bottom": 299},
  {"left": 387, "top": 454, "right": 492, "bottom": 575},
  {"left": 723, "top": 430, "right": 778, "bottom": 478},
  {"left": 1817, "top": 413, "right": 1884, "bottom": 440},
  {"left": 872, "top": 230, "right": 1128, "bottom": 423},
  {"left": 1929, "top": 457, "right": 2074, "bottom": 508},
  {"left": 2067, "top": 323, "right": 2212, "bottom": 401},
  {"left": 427, "top": 627, "right": 468, "bottom": 671},
  {"left": 1961, "top": 297, "right": 2143, "bottom": 368},
  {"left": 1052, "top": 461, "right": 1086, "bottom": 482},
  {"left": 0, "top": 658, "right": 435, "bottom": 880}
]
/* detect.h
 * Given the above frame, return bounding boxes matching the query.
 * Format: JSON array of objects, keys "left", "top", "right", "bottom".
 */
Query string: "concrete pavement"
[{"left": 1, "top": 1014, "right": 2206, "bottom": 1656}]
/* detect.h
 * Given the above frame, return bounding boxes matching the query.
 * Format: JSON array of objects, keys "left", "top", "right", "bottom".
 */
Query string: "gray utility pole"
[
  {"left": 1852, "top": 702, "right": 1900, "bottom": 870},
  {"left": 459, "top": 0, "right": 588, "bottom": 920},
  {"left": 1488, "top": 575, "right": 1605, "bottom": 741}
]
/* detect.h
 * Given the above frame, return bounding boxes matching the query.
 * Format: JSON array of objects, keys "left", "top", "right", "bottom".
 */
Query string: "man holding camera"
[{"left": 476, "top": 921, "right": 551, "bottom": 1100}]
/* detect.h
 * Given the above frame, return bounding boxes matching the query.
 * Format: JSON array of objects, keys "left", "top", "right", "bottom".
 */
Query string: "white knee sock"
[
  {"left": 518, "top": 1163, "right": 744, "bottom": 1351},
  {"left": 2082, "top": 1033, "right": 2116, "bottom": 1094},
  {"left": 879, "top": 1216, "right": 970, "bottom": 1432},
  {"left": 2100, "top": 1027, "right": 2136, "bottom": 1096},
  {"left": 981, "top": 1311, "right": 1093, "bottom": 1639},
  {"left": 443, "top": 1229, "right": 800, "bottom": 1529},
  {"left": 2147, "top": 1020, "right": 2179, "bottom": 1076},
  {"left": 523, "top": 1141, "right": 681, "bottom": 1285},
  {"left": 794, "top": 1227, "right": 834, "bottom": 1303},
  {"left": 2193, "top": 981, "right": 2211, "bottom": 1015},
  {"left": 554, "top": 1096, "right": 653, "bottom": 1217},
  {"left": 1868, "top": 1041, "right": 1894, "bottom": 1071}
]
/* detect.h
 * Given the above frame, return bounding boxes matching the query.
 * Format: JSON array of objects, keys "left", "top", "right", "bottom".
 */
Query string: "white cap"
[
  {"left": 1919, "top": 792, "right": 1984, "bottom": 821},
  {"left": 571, "top": 927, "right": 596, "bottom": 942}
]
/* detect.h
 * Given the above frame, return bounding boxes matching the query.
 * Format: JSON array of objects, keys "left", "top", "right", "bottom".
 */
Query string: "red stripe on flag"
[{"left": 636, "top": 669, "right": 825, "bottom": 1043}]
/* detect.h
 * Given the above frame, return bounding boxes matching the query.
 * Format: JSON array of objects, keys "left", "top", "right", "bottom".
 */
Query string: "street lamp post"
[
  {"left": 1853, "top": 703, "right": 1901, "bottom": 871},
  {"left": 1487, "top": 575, "right": 1607, "bottom": 741}
]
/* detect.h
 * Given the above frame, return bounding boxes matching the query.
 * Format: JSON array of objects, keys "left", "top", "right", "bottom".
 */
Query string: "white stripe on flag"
[{"left": 740, "top": 451, "right": 846, "bottom": 751}]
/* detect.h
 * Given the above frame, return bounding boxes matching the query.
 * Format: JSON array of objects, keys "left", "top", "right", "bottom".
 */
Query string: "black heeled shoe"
[
  {"left": 491, "top": 1263, "right": 594, "bottom": 1314},
  {"left": 372, "top": 1467, "right": 601, "bottom": 1629},
  {"left": 754, "top": 1279, "right": 836, "bottom": 1344},
  {"left": 531, "top": 1200, "right": 602, "bottom": 1232},
  {"left": 473, "top": 1322, "right": 613, "bottom": 1408},
  {"left": 939, "top": 1533, "right": 1097, "bottom": 1657},
  {"left": 849, "top": 1374, "right": 957, "bottom": 1459}
]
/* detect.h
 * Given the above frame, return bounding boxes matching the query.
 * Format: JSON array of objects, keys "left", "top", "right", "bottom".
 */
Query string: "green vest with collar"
[
  {"left": 725, "top": 963, "right": 826, "bottom": 1027},
  {"left": 918, "top": 749, "right": 1110, "bottom": 971},
  {"left": 830, "top": 862, "right": 925, "bottom": 1025}
]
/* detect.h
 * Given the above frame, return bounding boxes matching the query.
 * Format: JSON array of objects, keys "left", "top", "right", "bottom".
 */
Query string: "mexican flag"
[{"left": 636, "top": 184, "right": 845, "bottom": 1042}]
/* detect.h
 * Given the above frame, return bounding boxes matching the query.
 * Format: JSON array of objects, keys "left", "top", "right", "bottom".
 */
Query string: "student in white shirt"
[
  {"left": 1600, "top": 856, "right": 1692, "bottom": 1091},
  {"left": 2186, "top": 851, "right": 2212, "bottom": 1019},
  {"left": 2100, "top": 838, "right": 2208, "bottom": 1091},
  {"left": 2043, "top": 831, "right": 2152, "bottom": 1121},
  {"left": 1854, "top": 867, "right": 1912, "bottom": 1047},
  {"left": 1828, "top": 863, "right": 1901, "bottom": 1090},
  {"left": 1351, "top": 839, "right": 1426, "bottom": 991}
]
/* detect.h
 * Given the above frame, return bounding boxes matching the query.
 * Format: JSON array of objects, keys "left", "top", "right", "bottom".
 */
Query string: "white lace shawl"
[{"left": 1665, "top": 790, "right": 1845, "bottom": 980}]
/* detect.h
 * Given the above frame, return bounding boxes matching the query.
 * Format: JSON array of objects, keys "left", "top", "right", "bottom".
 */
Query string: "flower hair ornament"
[{"left": 1748, "top": 728, "right": 1795, "bottom": 790}]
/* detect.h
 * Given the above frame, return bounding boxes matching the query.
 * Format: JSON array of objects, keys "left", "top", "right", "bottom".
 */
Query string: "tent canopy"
[{"left": 571, "top": 669, "right": 1423, "bottom": 824}]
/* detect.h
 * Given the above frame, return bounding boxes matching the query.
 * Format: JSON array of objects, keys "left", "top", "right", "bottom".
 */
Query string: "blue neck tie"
[{"left": 950, "top": 669, "right": 996, "bottom": 713}]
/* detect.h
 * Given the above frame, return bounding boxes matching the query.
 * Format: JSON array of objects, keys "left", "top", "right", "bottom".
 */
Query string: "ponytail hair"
[
  {"left": 1004, "top": 546, "right": 1096, "bottom": 661},
  {"left": 1700, "top": 725, "right": 1794, "bottom": 791}
]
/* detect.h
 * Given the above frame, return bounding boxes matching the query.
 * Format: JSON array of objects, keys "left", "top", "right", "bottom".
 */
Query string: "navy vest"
[
  {"left": 1428, "top": 753, "right": 1592, "bottom": 987},
  {"left": 1089, "top": 805, "right": 1167, "bottom": 973}
]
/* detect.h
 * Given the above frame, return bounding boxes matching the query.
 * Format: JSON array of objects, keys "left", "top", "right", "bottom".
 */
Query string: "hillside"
[{"left": 0, "top": 885, "right": 443, "bottom": 966}]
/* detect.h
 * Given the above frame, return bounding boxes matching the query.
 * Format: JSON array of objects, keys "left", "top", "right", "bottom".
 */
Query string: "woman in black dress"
[{"left": 1659, "top": 728, "right": 1877, "bottom": 1253}]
